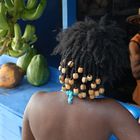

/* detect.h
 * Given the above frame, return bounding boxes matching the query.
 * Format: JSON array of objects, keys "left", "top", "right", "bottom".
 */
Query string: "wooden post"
[{"left": 62, "top": 0, "right": 77, "bottom": 29}]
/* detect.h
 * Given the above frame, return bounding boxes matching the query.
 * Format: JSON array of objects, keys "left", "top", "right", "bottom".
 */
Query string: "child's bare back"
[{"left": 22, "top": 92, "right": 140, "bottom": 140}]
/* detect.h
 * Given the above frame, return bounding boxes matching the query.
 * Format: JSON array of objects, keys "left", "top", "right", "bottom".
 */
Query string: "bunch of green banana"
[
  {"left": 8, "top": 23, "right": 37, "bottom": 57},
  {"left": 9, "top": 40, "right": 31, "bottom": 57},
  {"left": 26, "top": 0, "right": 38, "bottom": 10},
  {"left": 21, "top": 0, "right": 47, "bottom": 20},
  {"left": 12, "top": 0, "right": 25, "bottom": 18},
  {"left": 11, "top": 23, "right": 22, "bottom": 51},
  {"left": 3, "top": 0, "right": 14, "bottom": 10},
  {"left": 8, "top": 47, "right": 28, "bottom": 57},
  {"left": 0, "top": 29, "right": 8, "bottom": 38},
  {"left": 0, "top": 0, "right": 46, "bottom": 57},
  {"left": 22, "top": 24, "right": 37, "bottom": 44},
  {"left": 4, "top": 0, "right": 25, "bottom": 19},
  {"left": 0, "top": 2, "right": 9, "bottom": 30}
]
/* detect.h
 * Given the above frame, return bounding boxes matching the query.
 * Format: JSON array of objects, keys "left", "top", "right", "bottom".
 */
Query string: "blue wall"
[{"left": 21, "top": 0, "right": 62, "bottom": 68}]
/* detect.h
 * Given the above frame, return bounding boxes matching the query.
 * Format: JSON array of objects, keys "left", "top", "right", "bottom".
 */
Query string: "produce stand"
[{"left": 0, "top": 55, "right": 61, "bottom": 140}]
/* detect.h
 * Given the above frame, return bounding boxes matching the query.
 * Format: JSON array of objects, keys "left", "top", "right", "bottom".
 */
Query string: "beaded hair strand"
[{"left": 53, "top": 15, "right": 129, "bottom": 101}]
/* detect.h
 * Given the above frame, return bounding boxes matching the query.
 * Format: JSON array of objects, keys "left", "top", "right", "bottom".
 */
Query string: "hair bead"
[
  {"left": 95, "top": 90, "right": 99, "bottom": 96},
  {"left": 88, "top": 90, "right": 94, "bottom": 95},
  {"left": 73, "top": 73, "right": 79, "bottom": 79},
  {"left": 81, "top": 92, "right": 86, "bottom": 98},
  {"left": 68, "top": 61, "right": 74, "bottom": 67},
  {"left": 65, "top": 84, "right": 71, "bottom": 90},
  {"left": 91, "top": 83, "right": 96, "bottom": 89},
  {"left": 80, "top": 84, "right": 86, "bottom": 90},
  {"left": 69, "top": 79, "right": 74, "bottom": 85},
  {"left": 95, "top": 78, "right": 101, "bottom": 85},
  {"left": 87, "top": 75, "right": 93, "bottom": 81},
  {"left": 89, "top": 95, "right": 95, "bottom": 99},
  {"left": 78, "top": 67, "right": 84, "bottom": 73},
  {"left": 62, "top": 86, "right": 66, "bottom": 91},
  {"left": 59, "top": 75, "right": 65, "bottom": 81},
  {"left": 58, "top": 65, "right": 62, "bottom": 71},
  {"left": 60, "top": 80, "right": 64, "bottom": 84},
  {"left": 82, "top": 77, "right": 87, "bottom": 83},
  {"left": 78, "top": 93, "right": 83, "bottom": 99},
  {"left": 64, "top": 78, "right": 69, "bottom": 84},
  {"left": 73, "top": 88, "right": 79, "bottom": 94},
  {"left": 61, "top": 68, "right": 67, "bottom": 74},
  {"left": 99, "top": 88, "right": 105, "bottom": 94}
]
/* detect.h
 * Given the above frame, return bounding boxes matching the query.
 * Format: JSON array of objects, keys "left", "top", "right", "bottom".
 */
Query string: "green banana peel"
[
  {"left": 11, "top": 23, "right": 22, "bottom": 51},
  {"left": 4, "top": 0, "right": 14, "bottom": 9},
  {"left": 0, "top": 29, "right": 8, "bottom": 38},
  {"left": 26, "top": 0, "right": 38, "bottom": 10},
  {"left": 29, "top": 34, "right": 38, "bottom": 45},
  {"left": 21, "top": 0, "right": 47, "bottom": 21},
  {"left": 13, "top": 0, "right": 25, "bottom": 18},
  {"left": 8, "top": 42, "right": 31, "bottom": 57},
  {"left": 0, "top": 2, "right": 9, "bottom": 30},
  {"left": 8, "top": 49, "right": 26, "bottom": 57},
  {"left": 22, "top": 24, "right": 36, "bottom": 43},
  {"left": 14, "top": 23, "right": 22, "bottom": 40},
  {"left": 11, "top": 40, "right": 22, "bottom": 51}
]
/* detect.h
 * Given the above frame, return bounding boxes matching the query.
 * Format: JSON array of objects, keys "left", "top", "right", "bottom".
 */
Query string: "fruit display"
[
  {"left": 0, "top": 62, "right": 24, "bottom": 88},
  {"left": 0, "top": 0, "right": 47, "bottom": 57},
  {"left": 0, "top": 0, "right": 50, "bottom": 87},
  {"left": 16, "top": 47, "right": 37, "bottom": 73},
  {"left": 27, "top": 54, "right": 50, "bottom": 86}
]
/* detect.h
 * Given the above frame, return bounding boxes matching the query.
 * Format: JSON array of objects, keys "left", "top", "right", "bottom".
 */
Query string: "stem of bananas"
[{"left": 0, "top": 0, "right": 47, "bottom": 56}]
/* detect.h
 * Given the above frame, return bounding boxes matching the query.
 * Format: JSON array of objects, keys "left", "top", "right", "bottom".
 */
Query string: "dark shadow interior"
[{"left": 77, "top": 0, "right": 140, "bottom": 103}]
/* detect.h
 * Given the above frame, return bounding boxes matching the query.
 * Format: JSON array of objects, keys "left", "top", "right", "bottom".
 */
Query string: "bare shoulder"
[
  {"left": 26, "top": 91, "right": 62, "bottom": 108},
  {"left": 102, "top": 99, "right": 140, "bottom": 140}
]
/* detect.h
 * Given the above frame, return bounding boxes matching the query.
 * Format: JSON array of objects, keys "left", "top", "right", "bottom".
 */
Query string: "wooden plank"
[
  {"left": 62, "top": 0, "right": 76, "bottom": 29},
  {"left": 0, "top": 106, "right": 22, "bottom": 137}
]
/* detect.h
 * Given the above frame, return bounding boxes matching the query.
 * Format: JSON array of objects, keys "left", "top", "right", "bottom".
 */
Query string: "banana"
[
  {"left": 21, "top": 0, "right": 47, "bottom": 20},
  {"left": 22, "top": 24, "right": 36, "bottom": 42},
  {"left": 21, "top": 43, "right": 30, "bottom": 50},
  {"left": 8, "top": 49, "right": 26, "bottom": 57},
  {"left": 4, "top": 0, "right": 14, "bottom": 9},
  {"left": 26, "top": 0, "right": 38, "bottom": 10},
  {"left": 0, "top": 29, "right": 8, "bottom": 38},
  {"left": 11, "top": 40, "right": 22, "bottom": 51},
  {"left": 13, "top": 0, "right": 25, "bottom": 18},
  {"left": 29, "top": 34, "right": 37, "bottom": 44},
  {"left": 8, "top": 43, "right": 30, "bottom": 57},
  {"left": 11, "top": 23, "right": 22, "bottom": 50},
  {"left": 13, "top": 23, "right": 22, "bottom": 40},
  {"left": 0, "top": 39, "right": 9, "bottom": 55},
  {"left": 0, "top": 2, "right": 9, "bottom": 30}
]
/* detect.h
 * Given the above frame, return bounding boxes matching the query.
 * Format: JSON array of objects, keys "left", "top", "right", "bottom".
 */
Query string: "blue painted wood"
[
  {"left": 0, "top": 55, "right": 61, "bottom": 140},
  {"left": 0, "top": 105, "right": 22, "bottom": 137},
  {"left": 62, "top": 0, "right": 76, "bottom": 29},
  {"left": 0, "top": 55, "right": 61, "bottom": 117}
]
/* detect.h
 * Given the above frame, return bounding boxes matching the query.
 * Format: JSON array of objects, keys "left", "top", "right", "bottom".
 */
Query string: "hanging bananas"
[
  {"left": 29, "top": 34, "right": 37, "bottom": 45},
  {"left": 21, "top": 0, "right": 47, "bottom": 20},
  {"left": 4, "top": 0, "right": 14, "bottom": 10},
  {"left": 26, "top": 0, "right": 38, "bottom": 10},
  {"left": 0, "top": 29, "right": 8, "bottom": 38},
  {"left": 0, "top": 2, "right": 9, "bottom": 30},
  {"left": 0, "top": 0, "right": 47, "bottom": 57},
  {"left": 8, "top": 48, "right": 27, "bottom": 57},
  {"left": 12, "top": 0, "right": 25, "bottom": 19},
  {"left": 11, "top": 23, "right": 22, "bottom": 51},
  {"left": 10, "top": 23, "right": 37, "bottom": 57},
  {"left": 22, "top": 24, "right": 37, "bottom": 43}
]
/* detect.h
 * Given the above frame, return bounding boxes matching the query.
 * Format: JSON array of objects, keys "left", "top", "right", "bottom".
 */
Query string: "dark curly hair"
[{"left": 53, "top": 15, "right": 130, "bottom": 97}]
